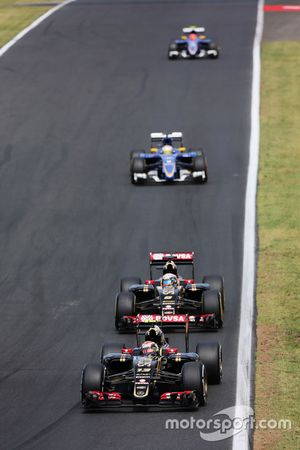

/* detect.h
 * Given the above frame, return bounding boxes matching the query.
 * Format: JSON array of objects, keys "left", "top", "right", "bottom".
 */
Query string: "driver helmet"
[
  {"left": 189, "top": 32, "right": 198, "bottom": 41},
  {"left": 161, "top": 273, "right": 178, "bottom": 294},
  {"left": 162, "top": 144, "right": 173, "bottom": 155},
  {"left": 163, "top": 260, "right": 178, "bottom": 276},
  {"left": 145, "top": 326, "right": 165, "bottom": 346},
  {"left": 141, "top": 341, "right": 159, "bottom": 358}
]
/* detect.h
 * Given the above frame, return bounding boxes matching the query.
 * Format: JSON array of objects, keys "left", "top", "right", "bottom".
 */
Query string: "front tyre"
[
  {"left": 130, "top": 157, "right": 145, "bottom": 185},
  {"left": 202, "top": 289, "right": 223, "bottom": 328},
  {"left": 208, "top": 43, "right": 219, "bottom": 59},
  {"left": 193, "top": 154, "right": 208, "bottom": 183},
  {"left": 115, "top": 291, "right": 135, "bottom": 330},
  {"left": 168, "top": 42, "right": 179, "bottom": 59},
  {"left": 182, "top": 361, "right": 207, "bottom": 406},
  {"left": 81, "top": 363, "right": 104, "bottom": 408}
]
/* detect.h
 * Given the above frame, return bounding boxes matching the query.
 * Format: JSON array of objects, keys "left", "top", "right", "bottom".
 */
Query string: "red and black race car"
[
  {"left": 81, "top": 325, "right": 222, "bottom": 410},
  {"left": 115, "top": 252, "right": 224, "bottom": 332}
]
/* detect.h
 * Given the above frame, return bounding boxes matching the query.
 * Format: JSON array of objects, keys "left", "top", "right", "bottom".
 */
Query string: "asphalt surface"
[{"left": 0, "top": 1, "right": 258, "bottom": 449}]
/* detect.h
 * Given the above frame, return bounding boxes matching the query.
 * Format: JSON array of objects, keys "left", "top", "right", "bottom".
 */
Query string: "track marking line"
[
  {"left": 0, "top": 0, "right": 74, "bottom": 59},
  {"left": 232, "top": 0, "right": 264, "bottom": 449}
]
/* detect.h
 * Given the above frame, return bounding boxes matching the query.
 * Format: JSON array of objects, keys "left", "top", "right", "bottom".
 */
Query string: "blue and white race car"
[
  {"left": 168, "top": 26, "right": 219, "bottom": 60},
  {"left": 130, "top": 132, "right": 208, "bottom": 184}
]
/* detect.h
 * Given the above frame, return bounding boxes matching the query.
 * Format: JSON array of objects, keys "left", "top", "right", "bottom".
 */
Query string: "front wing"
[
  {"left": 82, "top": 389, "right": 199, "bottom": 410},
  {"left": 169, "top": 48, "right": 218, "bottom": 59},
  {"left": 133, "top": 168, "right": 206, "bottom": 183}
]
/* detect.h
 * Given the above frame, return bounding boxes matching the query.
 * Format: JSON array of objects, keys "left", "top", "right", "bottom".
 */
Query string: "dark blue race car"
[
  {"left": 168, "top": 26, "right": 219, "bottom": 60},
  {"left": 130, "top": 132, "right": 208, "bottom": 185}
]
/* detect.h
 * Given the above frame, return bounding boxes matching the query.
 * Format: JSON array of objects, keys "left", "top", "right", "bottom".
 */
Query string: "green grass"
[
  {"left": 255, "top": 42, "right": 300, "bottom": 450},
  {"left": 0, "top": 0, "right": 58, "bottom": 48}
]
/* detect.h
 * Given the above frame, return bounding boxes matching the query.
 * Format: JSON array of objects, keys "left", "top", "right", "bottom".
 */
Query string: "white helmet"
[{"left": 161, "top": 273, "right": 178, "bottom": 293}]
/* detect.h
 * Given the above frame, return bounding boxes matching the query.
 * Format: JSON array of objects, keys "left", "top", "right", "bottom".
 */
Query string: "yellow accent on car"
[
  {"left": 150, "top": 147, "right": 158, "bottom": 153},
  {"left": 175, "top": 354, "right": 182, "bottom": 362},
  {"left": 179, "top": 147, "right": 186, "bottom": 152}
]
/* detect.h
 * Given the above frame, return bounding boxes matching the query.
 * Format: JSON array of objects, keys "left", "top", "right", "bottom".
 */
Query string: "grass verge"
[
  {"left": 0, "top": 0, "right": 59, "bottom": 48},
  {"left": 255, "top": 41, "right": 300, "bottom": 449}
]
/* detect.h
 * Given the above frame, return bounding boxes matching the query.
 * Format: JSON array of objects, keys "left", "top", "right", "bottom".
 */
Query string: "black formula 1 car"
[
  {"left": 81, "top": 326, "right": 222, "bottom": 410},
  {"left": 168, "top": 26, "right": 220, "bottom": 60},
  {"left": 115, "top": 252, "right": 224, "bottom": 332},
  {"left": 130, "top": 132, "right": 207, "bottom": 184}
]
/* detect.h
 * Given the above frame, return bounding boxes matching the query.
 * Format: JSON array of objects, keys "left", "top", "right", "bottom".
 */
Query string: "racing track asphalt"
[{"left": 0, "top": 1, "right": 258, "bottom": 449}]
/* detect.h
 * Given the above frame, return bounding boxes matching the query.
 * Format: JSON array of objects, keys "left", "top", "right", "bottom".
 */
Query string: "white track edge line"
[
  {"left": 0, "top": 0, "right": 75, "bottom": 58},
  {"left": 232, "top": 0, "right": 264, "bottom": 449}
]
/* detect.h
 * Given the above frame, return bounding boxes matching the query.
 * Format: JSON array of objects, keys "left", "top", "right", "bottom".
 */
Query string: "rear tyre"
[
  {"left": 101, "top": 343, "right": 124, "bottom": 362},
  {"left": 81, "top": 363, "right": 104, "bottom": 408},
  {"left": 115, "top": 291, "right": 135, "bottom": 330},
  {"left": 193, "top": 154, "right": 208, "bottom": 183},
  {"left": 203, "top": 275, "right": 225, "bottom": 311},
  {"left": 196, "top": 342, "right": 222, "bottom": 384},
  {"left": 130, "top": 158, "right": 145, "bottom": 185},
  {"left": 202, "top": 289, "right": 223, "bottom": 328},
  {"left": 182, "top": 361, "right": 207, "bottom": 406},
  {"left": 120, "top": 277, "right": 142, "bottom": 292}
]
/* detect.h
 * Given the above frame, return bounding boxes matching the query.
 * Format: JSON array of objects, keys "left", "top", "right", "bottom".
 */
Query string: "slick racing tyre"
[
  {"left": 202, "top": 289, "right": 223, "bottom": 328},
  {"left": 196, "top": 342, "right": 222, "bottom": 385},
  {"left": 203, "top": 275, "right": 225, "bottom": 311},
  {"left": 193, "top": 154, "right": 208, "bottom": 183},
  {"left": 209, "top": 42, "right": 219, "bottom": 59},
  {"left": 101, "top": 343, "right": 124, "bottom": 362},
  {"left": 182, "top": 361, "right": 207, "bottom": 406},
  {"left": 168, "top": 43, "right": 178, "bottom": 59},
  {"left": 115, "top": 291, "right": 135, "bottom": 330},
  {"left": 130, "top": 150, "right": 144, "bottom": 160},
  {"left": 120, "top": 277, "right": 142, "bottom": 292},
  {"left": 81, "top": 363, "right": 104, "bottom": 408},
  {"left": 131, "top": 157, "right": 145, "bottom": 185}
]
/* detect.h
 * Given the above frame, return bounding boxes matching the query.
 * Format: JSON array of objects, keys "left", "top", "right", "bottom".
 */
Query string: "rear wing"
[
  {"left": 149, "top": 252, "right": 195, "bottom": 279},
  {"left": 182, "top": 26, "right": 205, "bottom": 34},
  {"left": 150, "top": 132, "right": 183, "bottom": 146},
  {"left": 150, "top": 252, "right": 194, "bottom": 263}
]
